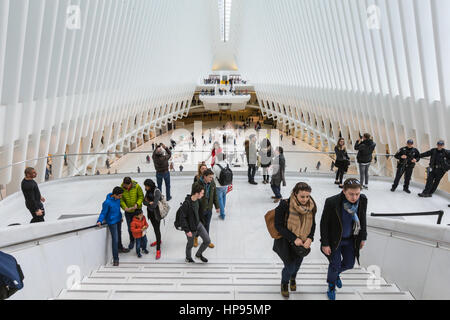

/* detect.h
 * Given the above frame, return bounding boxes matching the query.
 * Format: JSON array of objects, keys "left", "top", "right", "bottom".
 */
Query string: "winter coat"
[
  {"left": 152, "top": 147, "right": 172, "bottom": 173},
  {"left": 245, "top": 141, "right": 258, "bottom": 165},
  {"left": 420, "top": 148, "right": 450, "bottom": 170},
  {"left": 143, "top": 188, "right": 161, "bottom": 220},
  {"left": 179, "top": 195, "right": 201, "bottom": 233},
  {"left": 120, "top": 181, "right": 144, "bottom": 213},
  {"left": 98, "top": 193, "right": 122, "bottom": 225},
  {"left": 320, "top": 192, "right": 367, "bottom": 264},
  {"left": 259, "top": 145, "right": 273, "bottom": 168},
  {"left": 273, "top": 198, "right": 317, "bottom": 264},
  {"left": 192, "top": 178, "right": 220, "bottom": 213},
  {"left": 271, "top": 154, "right": 286, "bottom": 187},
  {"left": 394, "top": 147, "right": 420, "bottom": 168},
  {"left": 334, "top": 146, "right": 350, "bottom": 170},
  {"left": 130, "top": 216, "right": 149, "bottom": 239},
  {"left": 354, "top": 139, "right": 376, "bottom": 164}
]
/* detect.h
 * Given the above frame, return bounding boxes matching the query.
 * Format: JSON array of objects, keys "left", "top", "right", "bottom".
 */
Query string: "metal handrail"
[
  {"left": 371, "top": 210, "right": 445, "bottom": 225},
  {"left": 0, "top": 149, "right": 397, "bottom": 172}
]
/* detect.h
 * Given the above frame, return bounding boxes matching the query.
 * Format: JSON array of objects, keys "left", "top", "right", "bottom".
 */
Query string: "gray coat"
[{"left": 271, "top": 154, "right": 286, "bottom": 186}]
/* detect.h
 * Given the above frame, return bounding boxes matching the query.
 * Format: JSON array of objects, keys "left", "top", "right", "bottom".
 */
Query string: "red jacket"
[{"left": 130, "top": 216, "right": 149, "bottom": 239}]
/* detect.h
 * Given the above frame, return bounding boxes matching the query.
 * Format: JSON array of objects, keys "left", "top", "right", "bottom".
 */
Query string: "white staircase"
[{"left": 57, "top": 261, "right": 414, "bottom": 300}]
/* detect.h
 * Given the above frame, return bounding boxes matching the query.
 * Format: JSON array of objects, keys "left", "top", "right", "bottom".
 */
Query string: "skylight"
[{"left": 218, "top": 0, "right": 232, "bottom": 42}]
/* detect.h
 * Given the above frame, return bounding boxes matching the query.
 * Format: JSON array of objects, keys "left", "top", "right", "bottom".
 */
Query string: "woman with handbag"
[
  {"left": 143, "top": 179, "right": 162, "bottom": 260},
  {"left": 334, "top": 138, "right": 350, "bottom": 189},
  {"left": 273, "top": 182, "right": 317, "bottom": 298}
]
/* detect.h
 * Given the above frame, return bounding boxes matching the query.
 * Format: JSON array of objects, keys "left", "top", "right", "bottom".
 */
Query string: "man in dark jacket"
[
  {"left": 180, "top": 184, "right": 210, "bottom": 263},
  {"left": 354, "top": 133, "right": 376, "bottom": 189},
  {"left": 418, "top": 140, "right": 450, "bottom": 197},
  {"left": 21, "top": 167, "right": 46, "bottom": 224},
  {"left": 152, "top": 143, "right": 172, "bottom": 201},
  {"left": 320, "top": 178, "right": 367, "bottom": 300},
  {"left": 391, "top": 139, "right": 420, "bottom": 193},
  {"left": 245, "top": 135, "right": 258, "bottom": 185},
  {"left": 191, "top": 169, "right": 220, "bottom": 249}
]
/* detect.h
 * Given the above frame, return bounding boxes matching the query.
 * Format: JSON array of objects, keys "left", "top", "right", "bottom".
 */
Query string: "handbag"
[
  {"left": 156, "top": 189, "right": 170, "bottom": 220},
  {"left": 290, "top": 243, "right": 311, "bottom": 257}
]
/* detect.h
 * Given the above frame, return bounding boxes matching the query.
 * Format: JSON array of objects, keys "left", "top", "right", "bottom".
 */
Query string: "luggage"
[{"left": 0, "top": 251, "right": 24, "bottom": 300}]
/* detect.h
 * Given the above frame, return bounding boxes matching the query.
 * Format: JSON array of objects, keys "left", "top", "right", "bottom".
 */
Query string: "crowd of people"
[{"left": 19, "top": 127, "right": 449, "bottom": 300}]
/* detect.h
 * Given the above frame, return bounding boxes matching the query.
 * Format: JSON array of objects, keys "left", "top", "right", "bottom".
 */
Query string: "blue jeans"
[
  {"left": 217, "top": 187, "right": 227, "bottom": 218},
  {"left": 281, "top": 256, "right": 304, "bottom": 284},
  {"left": 271, "top": 184, "right": 282, "bottom": 199},
  {"left": 108, "top": 223, "right": 120, "bottom": 262},
  {"left": 327, "top": 239, "right": 355, "bottom": 285},
  {"left": 135, "top": 235, "right": 148, "bottom": 255},
  {"left": 202, "top": 209, "right": 213, "bottom": 234},
  {"left": 156, "top": 171, "right": 171, "bottom": 200}
]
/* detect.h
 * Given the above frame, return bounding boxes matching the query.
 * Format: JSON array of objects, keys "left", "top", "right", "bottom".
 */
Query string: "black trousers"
[
  {"left": 392, "top": 166, "right": 414, "bottom": 189},
  {"left": 335, "top": 167, "right": 345, "bottom": 184},
  {"left": 29, "top": 204, "right": 45, "bottom": 224},
  {"left": 248, "top": 164, "right": 257, "bottom": 182},
  {"left": 148, "top": 210, "right": 161, "bottom": 250},
  {"left": 423, "top": 168, "right": 446, "bottom": 195}
]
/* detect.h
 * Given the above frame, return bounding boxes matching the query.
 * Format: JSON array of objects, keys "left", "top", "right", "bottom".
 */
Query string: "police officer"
[
  {"left": 391, "top": 139, "right": 420, "bottom": 193},
  {"left": 418, "top": 140, "right": 450, "bottom": 197}
]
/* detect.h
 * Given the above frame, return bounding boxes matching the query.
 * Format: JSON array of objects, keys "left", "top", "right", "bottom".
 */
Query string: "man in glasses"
[{"left": 320, "top": 178, "right": 367, "bottom": 300}]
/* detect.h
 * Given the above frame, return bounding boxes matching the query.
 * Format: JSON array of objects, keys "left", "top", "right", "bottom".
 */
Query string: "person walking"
[
  {"left": 245, "top": 135, "right": 258, "bottom": 185},
  {"left": 273, "top": 182, "right": 317, "bottom": 298},
  {"left": 120, "top": 177, "right": 145, "bottom": 250},
  {"left": 259, "top": 138, "right": 273, "bottom": 184},
  {"left": 320, "top": 178, "right": 367, "bottom": 300},
  {"left": 354, "top": 133, "right": 376, "bottom": 189},
  {"left": 334, "top": 138, "right": 350, "bottom": 188},
  {"left": 152, "top": 143, "right": 172, "bottom": 201},
  {"left": 143, "top": 179, "right": 162, "bottom": 260},
  {"left": 21, "top": 167, "right": 46, "bottom": 224},
  {"left": 391, "top": 139, "right": 420, "bottom": 193},
  {"left": 192, "top": 169, "right": 220, "bottom": 249},
  {"left": 194, "top": 162, "right": 208, "bottom": 184},
  {"left": 213, "top": 152, "right": 232, "bottom": 220},
  {"left": 179, "top": 184, "right": 210, "bottom": 263},
  {"left": 130, "top": 209, "right": 150, "bottom": 258},
  {"left": 97, "top": 187, "right": 128, "bottom": 267},
  {"left": 270, "top": 147, "right": 286, "bottom": 203},
  {"left": 418, "top": 140, "right": 450, "bottom": 197}
]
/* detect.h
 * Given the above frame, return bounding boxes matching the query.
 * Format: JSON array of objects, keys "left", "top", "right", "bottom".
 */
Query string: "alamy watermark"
[
  {"left": 66, "top": 5, "right": 81, "bottom": 30},
  {"left": 367, "top": 5, "right": 381, "bottom": 30}
]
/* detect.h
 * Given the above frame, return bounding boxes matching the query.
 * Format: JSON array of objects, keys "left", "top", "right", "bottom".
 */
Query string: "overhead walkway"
[{"left": 57, "top": 261, "right": 413, "bottom": 300}]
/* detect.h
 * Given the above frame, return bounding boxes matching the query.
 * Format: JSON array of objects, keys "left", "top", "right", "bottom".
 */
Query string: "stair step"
[{"left": 358, "top": 291, "right": 414, "bottom": 300}]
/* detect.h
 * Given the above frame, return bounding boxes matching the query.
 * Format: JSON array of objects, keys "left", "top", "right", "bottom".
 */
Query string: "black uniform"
[
  {"left": 420, "top": 148, "right": 450, "bottom": 195},
  {"left": 21, "top": 179, "right": 45, "bottom": 223},
  {"left": 392, "top": 146, "right": 420, "bottom": 191}
]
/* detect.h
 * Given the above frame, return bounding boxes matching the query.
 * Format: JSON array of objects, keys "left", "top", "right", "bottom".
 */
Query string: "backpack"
[
  {"left": 156, "top": 189, "right": 170, "bottom": 220},
  {"left": 0, "top": 251, "right": 24, "bottom": 300},
  {"left": 217, "top": 164, "right": 233, "bottom": 186},
  {"left": 174, "top": 202, "right": 185, "bottom": 231}
]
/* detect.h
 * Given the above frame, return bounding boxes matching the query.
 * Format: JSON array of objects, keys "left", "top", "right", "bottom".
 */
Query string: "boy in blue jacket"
[{"left": 97, "top": 187, "right": 126, "bottom": 266}]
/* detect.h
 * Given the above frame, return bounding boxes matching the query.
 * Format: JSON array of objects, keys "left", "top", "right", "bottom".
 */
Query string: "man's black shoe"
[
  {"left": 119, "top": 248, "right": 130, "bottom": 253},
  {"left": 185, "top": 257, "right": 195, "bottom": 263},
  {"left": 390, "top": 187, "right": 396, "bottom": 192},
  {"left": 403, "top": 189, "right": 411, "bottom": 194},
  {"left": 250, "top": 181, "right": 258, "bottom": 185},
  {"left": 195, "top": 254, "right": 208, "bottom": 263}
]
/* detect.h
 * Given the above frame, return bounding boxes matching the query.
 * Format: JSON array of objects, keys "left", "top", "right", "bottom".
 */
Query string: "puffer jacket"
[
  {"left": 120, "top": 181, "right": 144, "bottom": 213},
  {"left": 354, "top": 139, "right": 376, "bottom": 164},
  {"left": 98, "top": 193, "right": 122, "bottom": 225},
  {"left": 130, "top": 215, "right": 149, "bottom": 239}
]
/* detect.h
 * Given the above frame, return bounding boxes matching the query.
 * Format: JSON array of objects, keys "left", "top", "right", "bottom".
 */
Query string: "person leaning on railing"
[
  {"left": 418, "top": 140, "right": 450, "bottom": 198},
  {"left": 97, "top": 187, "right": 127, "bottom": 267}
]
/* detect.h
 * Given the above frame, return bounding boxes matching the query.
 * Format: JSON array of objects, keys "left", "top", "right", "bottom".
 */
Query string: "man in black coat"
[
  {"left": 320, "top": 178, "right": 367, "bottom": 300},
  {"left": 354, "top": 133, "right": 376, "bottom": 189},
  {"left": 21, "top": 167, "right": 46, "bottom": 223},
  {"left": 418, "top": 140, "right": 450, "bottom": 197},
  {"left": 152, "top": 144, "right": 172, "bottom": 201},
  {"left": 180, "top": 184, "right": 210, "bottom": 263},
  {"left": 391, "top": 139, "right": 420, "bottom": 193}
]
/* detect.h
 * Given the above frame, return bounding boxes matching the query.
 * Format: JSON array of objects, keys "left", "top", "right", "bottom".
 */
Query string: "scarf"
[
  {"left": 287, "top": 194, "right": 315, "bottom": 242},
  {"left": 343, "top": 200, "right": 361, "bottom": 236}
]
